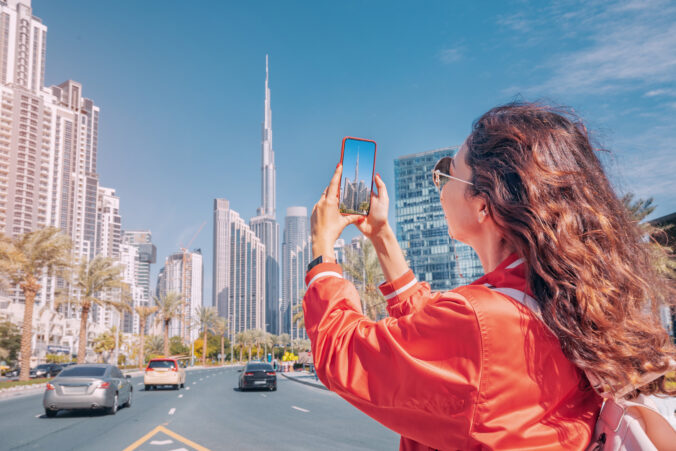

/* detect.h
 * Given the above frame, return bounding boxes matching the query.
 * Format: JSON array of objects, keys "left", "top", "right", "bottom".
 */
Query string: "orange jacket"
[{"left": 303, "top": 254, "right": 601, "bottom": 450}]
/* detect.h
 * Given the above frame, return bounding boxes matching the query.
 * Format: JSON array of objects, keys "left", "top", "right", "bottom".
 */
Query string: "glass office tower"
[{"left": 394, "top": 146, "right": 484, "bottom": 291}]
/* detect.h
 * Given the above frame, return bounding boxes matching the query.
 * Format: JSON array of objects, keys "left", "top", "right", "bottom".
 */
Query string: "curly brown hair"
[{"left": 464, "top": 101, "right": 675, "bottom": 399}]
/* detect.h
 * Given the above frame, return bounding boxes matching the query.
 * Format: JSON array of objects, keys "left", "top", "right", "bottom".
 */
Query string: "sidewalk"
[{"left": 281, "top": 370, "right": 327, "bottom": 391}]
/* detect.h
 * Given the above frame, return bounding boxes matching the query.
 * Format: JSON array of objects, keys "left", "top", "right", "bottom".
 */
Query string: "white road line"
[
  {"left": 199, "top": 378, "right": 203, "bottom": 381},
  {"left": 178, "top": 394, "right": 183, "bottom": 398},
  {"left": 185, "top": 387, "right": 190, "bottom": 390},
  {"left": 168, "top": 407, "right": 176, "bottom": 415},
  {"left": 292, "top": 405, "right": 310, "bottom": 413},
  {"left": 137, "top": 382, "right": 142, "bottom": 386},
  {"left": 150, "top": 439, "right": 173, "bottom": 445},
  {"left": 192, "top": 382, "right": 196, "bottom": 385},
  {"left": 261, "top": 394, "right": 267, "bottom": 398},
  {"left": 35, "top": 414, "right": 42, "bottom": 418}
]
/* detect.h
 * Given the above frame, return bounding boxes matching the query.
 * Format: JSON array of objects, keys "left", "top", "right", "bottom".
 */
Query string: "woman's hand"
[
  {"left": 356, "top": 174, "right": 390, "bottom": 240},
  {"left": 311, "top": 164, "right": 363, "bottom": 259}
]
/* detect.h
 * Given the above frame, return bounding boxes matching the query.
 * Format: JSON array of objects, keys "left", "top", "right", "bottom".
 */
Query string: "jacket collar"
[{"left": 471, "top": 253, "right": 531, "bottom": 295}]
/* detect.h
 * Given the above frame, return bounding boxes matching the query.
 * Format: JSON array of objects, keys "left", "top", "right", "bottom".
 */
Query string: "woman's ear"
[{"left": 477, "top": 201, "right": 489, "bottom": 224}]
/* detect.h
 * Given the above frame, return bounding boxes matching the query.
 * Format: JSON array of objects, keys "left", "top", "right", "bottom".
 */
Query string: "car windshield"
[
  {"left": 58, "top": 366, "right": 106, "bottom": 377},
  {"left": 148, "top": 360, "right": 176, "bottom": 369},
  {"left": 246, "top": 363, "right": 273, "bottom": 371},
  {"left": 36, "top": 364, "right": 50, "bottom": 370}
]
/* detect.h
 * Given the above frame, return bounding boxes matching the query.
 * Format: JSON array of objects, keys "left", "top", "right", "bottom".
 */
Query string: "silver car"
[{"left": 43, "top": 364, "right": 133, "bottom": 417}]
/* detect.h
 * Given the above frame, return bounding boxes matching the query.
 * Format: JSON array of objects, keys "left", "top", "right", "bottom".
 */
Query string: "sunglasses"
[{"left": 431, "top": 156, "right": 474, "bottom": 191}]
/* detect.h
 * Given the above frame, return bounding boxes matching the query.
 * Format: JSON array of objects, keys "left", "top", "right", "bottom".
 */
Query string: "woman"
[{"left": 303, "top": 102, "right": 675, "bottom": 450}]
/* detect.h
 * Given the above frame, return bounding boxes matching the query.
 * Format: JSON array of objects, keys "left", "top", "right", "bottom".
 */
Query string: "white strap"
[
  {"left": 383, "top": 277, "right": 419, "bottom": 301},
  {"left": 306, "top": 271, "right": 342, "bottom": 289}
]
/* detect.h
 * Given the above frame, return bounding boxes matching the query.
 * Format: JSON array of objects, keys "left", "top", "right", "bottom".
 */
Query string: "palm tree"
[
  {"left": 135, "top": 304, "right": 158, "bottom": 367},
  {"left": 108, "top": 291, "right": 132, "bottom": 366},
  {"left": 292, "top": 301, "right": 305, "bottom": 331},
  {"left": 235, "top": 331, "right": 247, "bottom": 362},
  {"left": 212, "top": 317, "right": 229, "bottom": 365},
  {"left": 153, "top": 291, "right": 182, "bottom": 357},
  {"left": 92, "top": 328, "right": 116, "bottom": 362},
  {"left": 622, "top": 194, "right": 676, "bottom": 280},
  {"left": 195, "top": 306, "right": 218, "bottom": 366},
  {"left": 343, "top": 236, "right": 387, "bottom": 320},
  {"left": 0, "top": 228, "right": 72, "bottom": 380},
  {"left": 54, "top": 255, "right": 126, "bottom": 364},
  {"left": 144, "top": 335, "right": 164, "bottom": 356}
]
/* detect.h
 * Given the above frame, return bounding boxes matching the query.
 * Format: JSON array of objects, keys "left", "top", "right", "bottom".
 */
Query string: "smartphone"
[{"left": 338, "top": 136, "right": 377, "bottom": 215}]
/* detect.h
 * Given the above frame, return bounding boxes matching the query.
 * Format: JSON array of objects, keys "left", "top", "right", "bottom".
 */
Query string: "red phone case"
[{"left": 338, "top": 136, "right": 377, "bottom": 216}]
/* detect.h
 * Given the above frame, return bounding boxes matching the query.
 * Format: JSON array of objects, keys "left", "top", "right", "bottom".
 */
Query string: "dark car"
[
  {"left": 43, "top": 364, "right": 133, "bottom": 417},
  {"left": 238, "top": 362, "right": 276, "bottom": 391},
  {"left": 30, "top": 363, "right": 62, "bottom": 378}
]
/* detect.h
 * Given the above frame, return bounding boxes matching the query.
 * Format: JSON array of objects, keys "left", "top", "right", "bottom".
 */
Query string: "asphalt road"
[{"left": 0, "top": 366, "right": 399, "bottom": 450}]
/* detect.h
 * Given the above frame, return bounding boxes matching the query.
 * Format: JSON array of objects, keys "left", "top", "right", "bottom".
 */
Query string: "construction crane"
[{"left": 179, "top": 221, "right": 206, "bottom": 344}]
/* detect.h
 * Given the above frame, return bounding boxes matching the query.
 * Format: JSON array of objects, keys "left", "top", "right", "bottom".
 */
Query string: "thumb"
[{"left": 343, "top": 214, "right": 365, "bottom": 226}]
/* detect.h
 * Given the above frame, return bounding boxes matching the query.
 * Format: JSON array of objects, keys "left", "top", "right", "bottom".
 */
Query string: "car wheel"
[
  {"left": 107, "top": 394, "right": 118, "bottom": 415},
  {"left": 272, "top": 386, "right": 277, "bottom": 391},
  {"left": 173, "top": 384, "right": 179, "bottom": 390},
  {"left": 45, "top": 408, "right": 57, "bottom": 418},
  {"left": 124, "top": 390, "right": 132, "bottom": 408},
  {"left": 144, "top": 384, "right": 149, "bottom": 391}
]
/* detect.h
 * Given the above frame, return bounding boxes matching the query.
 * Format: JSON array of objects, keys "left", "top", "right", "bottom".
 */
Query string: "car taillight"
[
  {"left": 171, "top": 366, "right": 177, "bottom": 372},
  {"left": 46, "top": 383, "right": 55, "bottom": 391},
  {"left": 145, "top": 367, "right": 153, "bottom": 372},
  {"left": 244, "top": 372, "right": 254, "bottom": 376},
  {"left": 98, "top": 382, "right": 110, "bottom": 389},
  {"left": 266, "top": 372, "right": 275, "bottom": 376}
]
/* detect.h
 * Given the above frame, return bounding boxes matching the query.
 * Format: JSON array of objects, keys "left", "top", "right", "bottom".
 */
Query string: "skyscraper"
[
  {"left": 394, "top": 147, "right": 484, "bottom": 291},
  {"left": 282, "top": 207, "right": 309, "bottom": 336},
  {"left": 122, "top": 230, "right": 156, "bottom": 334},
  {"left": 250, "top": 54, "right": 280, "bottom": 335},
  {"left": 0, "top": 2, "right": 108, "bottom": 328},
  {"left": 212, "top": 198, "right": 266, "bottom": 334},
  {"left": 158, "top": 250, "right": 203, "bottom": 342}
]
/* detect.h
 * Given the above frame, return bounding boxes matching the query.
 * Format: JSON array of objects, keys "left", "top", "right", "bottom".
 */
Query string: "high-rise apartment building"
[
  {"left": 158, "top": 250, "right": 203, "bottom": 342},
  {"left": 120, "top": 231, "right": 156, "bottom": 334},
  {"left": 121, "top": 230, "right": 156, "bottom": 300},
  {"left": 213, "top": 198, "right": 266, "bottom": 335},
  {"left": 250, "top": 54, "right": 279, "bottom": 335},
  {"left": 282, "top": 207, "right": 309, "bottom": 336},
  {"left": 394, "top": 147, "right": 483, "bottom": 291}
]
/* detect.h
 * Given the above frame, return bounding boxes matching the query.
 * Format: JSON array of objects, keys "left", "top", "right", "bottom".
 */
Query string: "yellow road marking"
[{"left": 123, "top": 424, "right": 210, "bottom": 451}]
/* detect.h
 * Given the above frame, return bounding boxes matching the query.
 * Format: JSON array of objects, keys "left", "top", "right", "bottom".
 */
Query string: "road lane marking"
[
  {"left": 178, "top": 394, "right": 183, "bottom": 398},
  {"left": 150, "top": 439, "right": 173, "bottom": 445},
  {"left": 292, "top": 405, "right": 310, "bottom": 413},
  {"left": 192, "top": 382, "right": 196, "bottom": 385},
  {"left": 123, "top": 425, "right": 210, "bottom": 451},
  {"left": 137, "top": 383, "right": 143, "bottom": 386},
  {"left": 35, "top": 414, "right": 42, "bottom": 418},
  {"left": 261, "top": 394, "right": 267, "bottom": 397},
  {"left": 185, "top": 387, "right": 190, "bottom": 390},
  {"left": 168, "top": 408, "right": 176, "bottom": 415}
]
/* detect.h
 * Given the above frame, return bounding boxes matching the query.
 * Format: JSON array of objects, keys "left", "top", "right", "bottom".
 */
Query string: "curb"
[{"left": 281, "top": 373, "right": 328, "bottom": 391}]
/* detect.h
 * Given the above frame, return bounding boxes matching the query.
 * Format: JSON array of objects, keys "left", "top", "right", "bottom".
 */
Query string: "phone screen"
[{"left": 339, "top": 137, "right": 376, "bottom": 215}]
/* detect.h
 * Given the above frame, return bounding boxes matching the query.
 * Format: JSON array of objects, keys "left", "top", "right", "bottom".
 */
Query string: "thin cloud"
[
  {"left": 644, "top": 89, "right": 676, "bottom": 98},
  {"left": 439, "top": 47, "right": 463, "bottom": 64},
  {"left": 502, "top": 0, "right": 676, "bottom": 96}
]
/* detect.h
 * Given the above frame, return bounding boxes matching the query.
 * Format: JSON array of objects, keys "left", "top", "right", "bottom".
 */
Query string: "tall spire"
[{"left": 260, "top": 54, "right": 275, "bottom": 217}]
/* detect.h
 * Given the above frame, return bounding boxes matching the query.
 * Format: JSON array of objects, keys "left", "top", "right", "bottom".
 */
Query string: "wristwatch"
[{"left": 307, "top": 255, "right": 334, "bottom": 272}]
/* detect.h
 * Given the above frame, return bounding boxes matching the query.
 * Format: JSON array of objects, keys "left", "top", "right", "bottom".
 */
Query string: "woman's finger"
[
  {"left": 326, "top": 164, "right": 343, "bottom": 199},
  {"left": 374, "top": 173, "right": 388, "bottom": 202}
]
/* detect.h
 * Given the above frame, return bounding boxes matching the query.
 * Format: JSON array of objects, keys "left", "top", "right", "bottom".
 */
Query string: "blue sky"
[{"left": 34, "top": 0, "right": 676, "bottom": 305}]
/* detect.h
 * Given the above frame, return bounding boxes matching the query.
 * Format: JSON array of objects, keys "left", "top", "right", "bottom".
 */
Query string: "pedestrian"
[{"left": 303, "top": 102, "right": 676, "bottom": 450}]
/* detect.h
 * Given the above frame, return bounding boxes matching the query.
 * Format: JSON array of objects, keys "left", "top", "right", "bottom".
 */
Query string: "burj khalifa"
[{"left": 250, "top": 54, "right": 280, "bottom": 334}]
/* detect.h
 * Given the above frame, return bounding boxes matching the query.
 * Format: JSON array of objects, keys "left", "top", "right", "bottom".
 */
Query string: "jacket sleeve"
[
  {"left": 302, "top": 263, "right": 483, "bottom": 451},
  {"left": 379, "top": 269, "right": 433, "bottom": 318}
]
